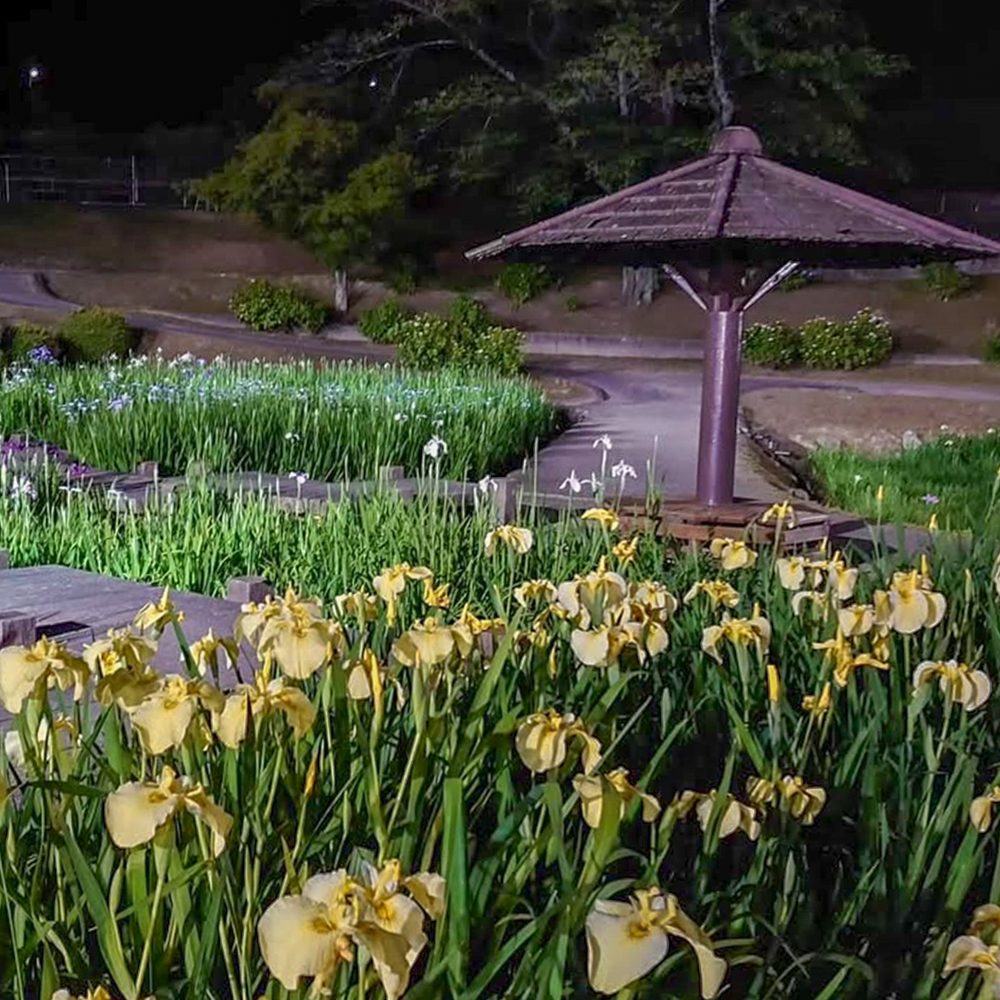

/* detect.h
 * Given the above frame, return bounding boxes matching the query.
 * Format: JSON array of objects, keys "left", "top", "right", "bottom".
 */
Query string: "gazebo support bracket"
[{"left": 662, "top": 259, "right": 799, "bottom": 506}]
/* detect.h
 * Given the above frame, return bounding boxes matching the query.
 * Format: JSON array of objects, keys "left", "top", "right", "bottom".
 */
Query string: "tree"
[
  {"left": 246, "top": 0, "right": 903, "bottom": 302},
  {"left": 191, "top": 95, "right": 423, "bottom": 311}
]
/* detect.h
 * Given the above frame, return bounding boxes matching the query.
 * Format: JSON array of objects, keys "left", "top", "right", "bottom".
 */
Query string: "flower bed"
[
  {"left": 0, "top": 353, "right": 564, "bottom": 481},
  {"left": 3, "top": 501, "right": 1000, "bottom": 999}
]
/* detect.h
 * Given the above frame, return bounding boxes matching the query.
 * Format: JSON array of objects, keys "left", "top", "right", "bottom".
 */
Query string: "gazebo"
[{"left": 468, "top": 126, "right": 1000, "bottom": 513}]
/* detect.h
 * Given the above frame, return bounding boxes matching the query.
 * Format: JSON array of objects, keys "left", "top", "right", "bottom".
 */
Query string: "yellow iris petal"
[
  {"left": 104, "top": 782, "right": 179, "bottom": 850},
  {"left": 586, "top": 901, "right": 668, "bottom": 995}
]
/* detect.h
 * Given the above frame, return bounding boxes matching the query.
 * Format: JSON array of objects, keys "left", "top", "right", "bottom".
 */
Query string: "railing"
[{"left": 0, "top": 154, "right": 185, "bottom": 207}]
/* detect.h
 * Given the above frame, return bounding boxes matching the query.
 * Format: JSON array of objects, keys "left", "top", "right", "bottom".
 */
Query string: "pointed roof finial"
[{"left": 710, "top": 126, "right": 763, "bottom": 155}]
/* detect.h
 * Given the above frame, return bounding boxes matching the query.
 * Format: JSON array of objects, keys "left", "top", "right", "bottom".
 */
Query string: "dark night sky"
[
  {"left": 3, "top": 1, "right": 1000, "bottom": 182},
  {"left": 1, "top": 0, "right": 324, "bottom": 132}
]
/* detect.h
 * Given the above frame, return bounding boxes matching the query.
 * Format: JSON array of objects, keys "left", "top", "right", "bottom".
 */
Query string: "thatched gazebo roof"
[{"left": 468, "top": 127, "right": 1000, "bottom": 269}]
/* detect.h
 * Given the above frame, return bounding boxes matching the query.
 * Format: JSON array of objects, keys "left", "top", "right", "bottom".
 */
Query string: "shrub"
[
  {"left": 358, "top": 298, "right": 411, "bottom": 343},
  {"left": 777, "top": 268, "right": 816, "bottom": 292},
  {"left": 229, "top": 279, "right": 328, "bottom": 333},
  {"left": 920, "top": 261, "right": 974, "bottom": 301},
  {"left": 394, "top": 295, "right": 523, "bottom": 375},
  {"left": 5, "top": 321, "right": 63, "bottom": 361},
  {"left": 742, "top": 321, "right": 800, "bottom": 368},
  {"left": 495, "top": 262, "right": 552, "bottom": 306},
  {"left": 58, "top": 307, "right": 135, "bottom": 362},
  {"left": 386, "top": 264, "right": 419, "bottom": 294},
  {"left": 447, "top": 293, "right": 492, "bottom": 334},
  {"left": 393, "top": 313, "right": 456, "bottom": 370},
  {"left": 798, "top": 308, "right": 893, "bottom": 370},
  {"left": 983, "top": 321, "right": 1000, "bottom": 364}
]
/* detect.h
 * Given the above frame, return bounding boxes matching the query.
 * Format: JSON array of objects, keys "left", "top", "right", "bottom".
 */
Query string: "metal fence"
[{"left": 0, "top": 154, "right": 184, "bottom": 207}]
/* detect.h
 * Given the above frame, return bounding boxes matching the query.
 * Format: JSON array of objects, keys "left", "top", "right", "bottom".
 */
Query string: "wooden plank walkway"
[{"left": 0, "top": 565, "right": 257, "bottom": 681}]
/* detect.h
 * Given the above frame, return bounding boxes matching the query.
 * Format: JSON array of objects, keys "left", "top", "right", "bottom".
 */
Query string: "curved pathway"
[{"left": 4, "top": 268, "right": 1000, "bottom": 503}]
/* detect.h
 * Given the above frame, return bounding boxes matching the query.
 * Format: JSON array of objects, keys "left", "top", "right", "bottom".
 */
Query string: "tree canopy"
[{"left": 196, "top": 0, "right": 904, "bottom": 287}]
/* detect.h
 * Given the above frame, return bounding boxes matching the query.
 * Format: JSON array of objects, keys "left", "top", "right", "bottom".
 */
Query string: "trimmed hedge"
[{"left": 59, "top": 307, "right": 135, "bottom": 362}]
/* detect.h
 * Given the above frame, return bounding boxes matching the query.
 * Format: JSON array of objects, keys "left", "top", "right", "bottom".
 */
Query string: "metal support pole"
[
  {"left": 696, "top": 301, "right": 744, "bottom": 505},
  {"left": 2, "top": 161, "right": 9, "bottom": 203}
]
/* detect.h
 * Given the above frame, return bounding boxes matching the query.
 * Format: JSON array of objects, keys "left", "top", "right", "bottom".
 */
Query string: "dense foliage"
[
  {"left": 797, "top": 308, "right": 893, "bottom": 370},
  {"left": 495, "top": 263, "right": 553, "bottom": 307},
  {"left": 744, "top": 309, "right": 893, "bottom": 370},
  {"left": 229, "top": 279, "right": 328, "bottom": 333},
  {"left": 920, "top": 262, "right": 975, "bottom": 302},
  {"left": 358, "top": 296, "right": 524, "bottom": 376},
  {"left": 358, "top": 298, "right": 412, "bottom": 344},
  {"left": 742, "top": 320, "right": 800, "bottom": 369},
  {"left": 0, "top": 354, "right": 560, "bottom": 480},
  {"left": 2, "top": 310, "right": 135, "bottom": 366}
]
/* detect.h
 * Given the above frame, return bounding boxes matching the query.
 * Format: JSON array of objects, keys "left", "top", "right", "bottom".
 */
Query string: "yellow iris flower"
[
  {"left": 572, "top": 767, "right": 661, "bottom": 828},
  {"left": 585, "top": 887, "right": 726, "bottom": 997},
  {"left": 943, "top": 934, "right": 1000, "bottom": 993},
  {"left": 913, "top": 659, "right": 991, "bottom": 711},
  {"left": 814, "top": 630, "right": 888, "bottom": 688},
  {"left": 421, "top": 578, "right": 451, "bottom": 609},
  {"left": 838, "top": 604, "right": 875, "bottom": 637},
  {"left": 257, "top": 860, "right": 444, "bottom": 1000},
  {"left": 775, "top": 557, "right": 807, "bottom": 591},
  {"left": 214, "top": 667, "right": 316, "bottom": 749},
  {"left": 760, "top": 501, "right": 796, "bottom": 528},
  {"left": 391, "top": 617, "right": 473, "bottom": 671},
  {"left": 970, "top": 904, "right": 1000, "bottom": 941},
  {"left": 483, "top": 524, "right": 534, "bottom": 556},
  {"left": 515, "top": 709, "right": 602, "bottom": 774},
  {"left": 970, "top": 786, "right": 1000, "bottom": 832},
  {"left": 683, "top": 579, "right": 741, "bottom": 609},
  {"left": 675, "top": 789, "right": 761, "bottom": 841},
  {"left": 880, "top": 570, "right": 947, "bottom": 634},
  {"left": 827, "top": 553, "right": 859, "bottom": 601},
  {"left": 708, "top": 537, "right": 757, "bottom": 570},
  {"left": 791, "top": 590, "right": 829, "bottom": 616},
  {"left": 249, "top": 590, "right": 343, "bottom": 680},
  {"left": 513, "top": 579, "right": 558, "bottom": 607},
  {"left": 129, "top": 675, "right": 224, "bottom": 755},
  {"left": 5, "top": 714, "right": 78, "bottom": 773},
  {"left": 778, "top": 775, "right": 826, "bottom": 825},
  {"left": 700, "top": 611, "right": 771, "bottom": 663},
  {"left": 133, "top": 586, "right": 184, "bottom": 634},
  {"left": 557, "top": 558, "right": 629, "bottom": 627},
  {"left": 582, "top": 508, "right": 620, "bottom": 532},
  {"left": 52, "top": 988, "right": 119, "bottom": 1000},
  {"left": 801, "top": 682, "right": 833, "bottom": 718},
  {"left": 612, "top": 535, "right": 639, "bottom": 566},
  {"left": 372, "top": 564, "right": 434, "bottom": 625},
  {"left": 82, "top": 627, "right": 160, "bottom": 709},
  {"left": 0, "top": 637, "right": 90, "bottom": 714},
  {"left": 104, "top": 765, "right": 232, "bottom": 857},
  {"left": 335, "top": 588, "right": 381, "bottom": 623},
  {"left": 188, "top": 629, "right": 240, "bottom": 678}
]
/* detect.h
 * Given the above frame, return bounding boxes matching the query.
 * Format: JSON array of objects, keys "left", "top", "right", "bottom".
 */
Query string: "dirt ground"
[{"left": 742, "top": 387, "right": 1000, "bottom": 453}]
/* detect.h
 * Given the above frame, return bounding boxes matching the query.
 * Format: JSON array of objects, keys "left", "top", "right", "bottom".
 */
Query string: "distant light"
[
  {"left": 369, "top": 77, "right": 377, "bottom": 88},
  {"left": 29, "top": 67, "right": 40, "bottom": 79}
]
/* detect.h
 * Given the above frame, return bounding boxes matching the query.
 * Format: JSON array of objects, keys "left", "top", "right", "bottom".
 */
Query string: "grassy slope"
[{"left": 4, "top": 205, "right": 1000, "bottom": 356}]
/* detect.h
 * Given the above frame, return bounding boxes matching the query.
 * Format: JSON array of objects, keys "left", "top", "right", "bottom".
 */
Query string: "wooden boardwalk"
[{"left": 0, "top": 565, "right": 259, "bottom": 681}]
